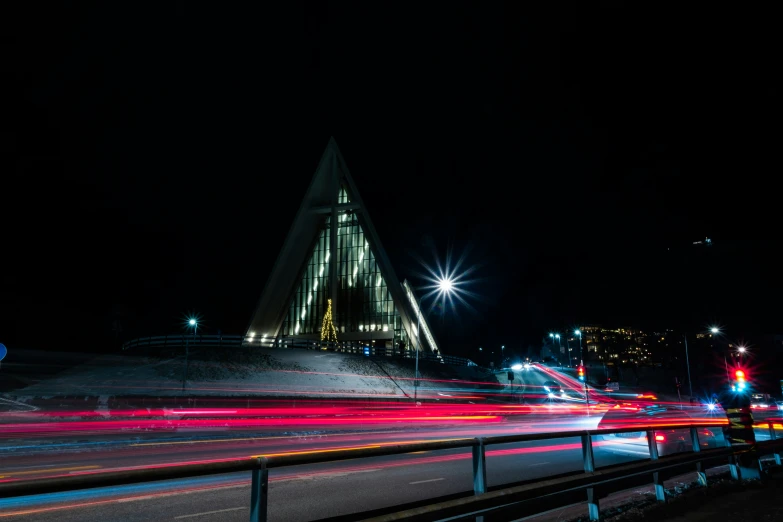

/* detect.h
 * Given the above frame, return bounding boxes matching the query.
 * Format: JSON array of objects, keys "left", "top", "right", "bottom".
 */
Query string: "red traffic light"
[{"left": 733, "top": 368, "right": 748, "bottom": 392}]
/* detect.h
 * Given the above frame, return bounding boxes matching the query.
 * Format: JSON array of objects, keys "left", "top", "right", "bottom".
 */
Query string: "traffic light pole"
[
  {"left": 578, "top": 366, "right": 590, "bottom": 415},
  {"left": 721, "top": 384, "right": 759, "bottom": 480},
  {"left": 584, "top": 378, "right": 590, "bottom": 415}
]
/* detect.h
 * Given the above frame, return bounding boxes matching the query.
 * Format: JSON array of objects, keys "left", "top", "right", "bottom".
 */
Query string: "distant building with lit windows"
[{"left": 567, "top": 325, "right": 667, "bottom": 365}]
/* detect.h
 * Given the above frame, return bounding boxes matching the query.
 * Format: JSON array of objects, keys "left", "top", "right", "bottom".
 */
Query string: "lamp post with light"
[
  {"left": 710, "top": 326, "right": 732, "bottom": 383},
  {"left": 549, "top": 333, "right": 563, "bottom": 366},
  {"left": 182, "top": 316, "right": 198, "bottom": 391},
  {"left": 412, "top": 277, "right": 454, "bottom": 403},
  {"left": 575, "top": 329, "right": 583, "bottom": 365}
]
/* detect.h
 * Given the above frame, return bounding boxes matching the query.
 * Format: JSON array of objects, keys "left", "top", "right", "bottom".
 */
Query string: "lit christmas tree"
[{"left": 320, "top": 299, "right": 338, "bottom": 343}]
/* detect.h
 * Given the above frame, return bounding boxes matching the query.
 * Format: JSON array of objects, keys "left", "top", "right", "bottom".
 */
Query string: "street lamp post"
[
  {"left": 183, "top": 317, "right": 198, "bottom": 391},
  {"left": 414, "top": 295, "right": 422, "bottom": 401},
  {"left": 501, "top": 345, "right": 505, "bottom": 367},
  {"left": 711, "top": 327, "right": 731, "bottom": 383},
  {"left": 413, "top": 278, "right": 454, "bottom": 403},
  {"left": 575, "top": 329, "right": 583, "bottom": 365}
]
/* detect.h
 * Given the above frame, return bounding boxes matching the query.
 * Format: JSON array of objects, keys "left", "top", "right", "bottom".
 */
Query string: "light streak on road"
[{"left": 0, "top": 437, "right": 614, "bottom": 517}]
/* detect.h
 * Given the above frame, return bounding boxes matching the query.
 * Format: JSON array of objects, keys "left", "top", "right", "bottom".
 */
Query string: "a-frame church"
[{"left": 245, "top": 138, "right": 440, "bottom": 356}]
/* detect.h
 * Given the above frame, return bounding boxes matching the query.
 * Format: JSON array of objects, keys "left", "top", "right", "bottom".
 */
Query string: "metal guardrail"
[
  {"left": 121, "top": 334, "right": 477, "bottom": 367},
  {"left": 122, "top": 334, "right": 245, "bottom": 350},
  {"left": 2, "top": 422, "right": 778, "bottom": 522}
]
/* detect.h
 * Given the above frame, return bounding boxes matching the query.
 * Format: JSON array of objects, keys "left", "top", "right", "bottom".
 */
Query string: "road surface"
[{"left": 2, "top": 365, "right": 770, "bottom": 521}]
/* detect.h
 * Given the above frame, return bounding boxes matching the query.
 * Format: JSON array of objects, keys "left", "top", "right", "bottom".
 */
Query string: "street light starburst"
[
  {"left": 420, "top": 265, "right": 478, "bottom": 317},
  {"left": 181, "top": 311, "right": 204, "bottom": 331},
  {"left": 408, "top": 244, "right": 483, "bottom": 320},
  {"left": 438, "top": 278, "right": 454, "bottom": 294}
]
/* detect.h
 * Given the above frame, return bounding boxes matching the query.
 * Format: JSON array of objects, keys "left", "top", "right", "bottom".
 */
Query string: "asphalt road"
[
  {"left": 0, "top": 435, "right": 647, "bottom": 521},
  {"left": 0, "top": 367, "right": 605, "bottom": 520},
  {"left": 1, "top": 366, "right": 773, "bottom": 521}
]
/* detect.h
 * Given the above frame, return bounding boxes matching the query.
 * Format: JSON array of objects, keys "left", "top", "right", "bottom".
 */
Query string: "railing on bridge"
[
  {"left": 1, "top": 422, "right": 780, "bottom": 522},
  {"left": 121, "top": 334, "right": 477, "bottom": 367}
]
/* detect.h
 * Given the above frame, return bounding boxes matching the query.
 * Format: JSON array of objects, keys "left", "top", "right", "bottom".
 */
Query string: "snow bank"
[{"left": 4, "top": 347, "right": 500, "bottom": 400}]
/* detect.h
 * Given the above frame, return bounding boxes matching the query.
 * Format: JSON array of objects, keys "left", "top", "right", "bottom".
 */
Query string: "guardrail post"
[
  {"left": 690, "top": 427, "right": 701, "bottom": 452},
  {"left": 768, "top": 423, "right": 783, "bottom": 465},
  {"left": 472, "top": 438, "right": 487, "bottom": 495},
  {"left": 581, "top": 433, "right": 600, "bottom": 521},
  {"left": 728, "top": 454, "right": 740, "bottom": 480},
  {"left": 646, "top": 430, "right": 659, "bottom": 460},
  {"left": 586, "top": 487, "right": 600, "bottom": 522},
  {"left": 250, "top": 457, "right": 269, "bottom": 522},
  {"left": 652, "top": 471, "right": 667, "bottom": 502},
  {"left": 581, "top": 433, "right": 595, "bottom": 472},
  {"left": 696, "top": 462, "right": 708, "bottom": 486}
]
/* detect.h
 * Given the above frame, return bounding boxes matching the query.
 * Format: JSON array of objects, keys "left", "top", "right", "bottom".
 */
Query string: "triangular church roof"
[{"left": 246, "top": 138, "right": 437, "bottom": 352}]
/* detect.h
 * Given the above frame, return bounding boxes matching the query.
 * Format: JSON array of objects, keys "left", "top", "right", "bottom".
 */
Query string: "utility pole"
[
  {"left": 683, "top": 335, "right": 693, "bottom": 398},
  {"left": 675, "top": 376, "right": 682, "bottom": 409}
]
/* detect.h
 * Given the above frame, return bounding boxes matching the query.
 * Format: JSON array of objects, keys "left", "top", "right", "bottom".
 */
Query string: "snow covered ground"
[{"left": 2, "top": 346, "right": 500, "bottom": 404}]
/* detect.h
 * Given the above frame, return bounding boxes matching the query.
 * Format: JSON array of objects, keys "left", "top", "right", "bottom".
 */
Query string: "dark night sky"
[{"left": 3, "top": 2, "right": 781, "bottom": 357}]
